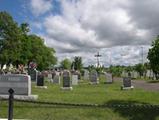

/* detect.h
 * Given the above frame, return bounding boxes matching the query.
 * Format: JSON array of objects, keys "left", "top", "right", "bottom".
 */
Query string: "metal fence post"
[{"left": 8, "top": 88, "right": 14, "bottom": 120}]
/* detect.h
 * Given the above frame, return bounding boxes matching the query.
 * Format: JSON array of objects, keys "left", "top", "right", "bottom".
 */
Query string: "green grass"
[
  {"left": 147, "top": 80, "right": 159, "bottom": 83},
  {"left": 1, "top": 76, "right": 159, "bottom": 120}
]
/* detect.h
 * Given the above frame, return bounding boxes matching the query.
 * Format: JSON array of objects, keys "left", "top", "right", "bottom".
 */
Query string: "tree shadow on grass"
[{"left": 106, "top": 100, "right": 159, "bottom": 120}]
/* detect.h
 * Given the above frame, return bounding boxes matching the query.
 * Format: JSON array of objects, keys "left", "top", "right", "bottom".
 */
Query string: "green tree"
[
  {"left": 0, "top": 11, "right": 22, "bottom": 68},
  {"left": 147, "top": 35, "right": 159, "bottom": 79},
  {"left": 109, "top": 65, "right": 123, "bottom": 77},
  {"left": 27, "top": 35, "right": 57, "bottom": 70},
  {"left": 88, "top": 65, "right": 95, "bottom": 72},
  {"left": 20, "top": 23, "right": 29, "bottom": 34},
  {"left": 72, "top": 56, "right": 83, "bottom": 71},
  {"left": 60, "top": 58, "right": 72, "bottom": 70},
  {"left": 0, "top": 11, "right": 57, "bottom": 70}
]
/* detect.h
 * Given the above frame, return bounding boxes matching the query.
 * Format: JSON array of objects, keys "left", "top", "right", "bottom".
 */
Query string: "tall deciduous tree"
[
  {"left": 0, "top": 11, "right": 57, "bottom": 70},
  {"left": 0, "top": 11, "right": 22, "bottom": 68},
  {"left": 147, "top": 35, "right": 159, "bottom": 79},
  {"left": 26, "top": 35, "right": 57, "bottom": 70}
]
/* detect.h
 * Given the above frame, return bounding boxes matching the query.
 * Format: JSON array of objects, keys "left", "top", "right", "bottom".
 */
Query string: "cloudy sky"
[{"left": 0, "top": 0, "right": 158, "bottom": 66}]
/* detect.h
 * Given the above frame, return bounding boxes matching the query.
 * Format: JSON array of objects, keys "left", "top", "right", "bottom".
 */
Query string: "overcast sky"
[{"left": 0, "top": 0, "right": 158, "bottom": 66}]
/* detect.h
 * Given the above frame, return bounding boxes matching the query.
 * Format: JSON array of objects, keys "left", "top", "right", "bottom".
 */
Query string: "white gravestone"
[
  {"left": 89, "top": 70, "right": 99, "bottom": 84},
  {"left": 131, "top": 71, "right": 138, "bottom": 79},
  {"left": 84, "top": 70, "right": 89, "bottom": 80},
  {"left": 122, "top": 71, "right": 129, "bottom": 77},
  {"left": 0, "top": 74, "right": 38, "bottom": 100},
  {"left": 72, "top": 75, "right": 78, "bottom": 85},
  {"left": 48, "top": 73, "right": 53, "bottom": 82},
  {"left": 106, "top": 73, "right": 113, "bottom": 83},
  {"left": 146, "top": 70, "right": 154, "bottom": 78},
  {"left": 53, "top": 73, "right": 60, "bottom": 84}
]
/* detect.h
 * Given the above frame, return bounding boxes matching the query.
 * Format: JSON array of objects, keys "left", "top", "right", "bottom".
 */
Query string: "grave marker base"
[
  {"left": 0, "top": 95, "right": 38, "bottom": 100},
  {"left": 61, "top": 87, "right": 73, "bottom": 90},
  {"left": 89, "top": 81, "right": 99, "bottom": 85},
  {"left": 121, "top": 86, "right": 134, "bottom": 90},
  {"left": 35, "top": 86, "right": 48, "bottom": 89}
]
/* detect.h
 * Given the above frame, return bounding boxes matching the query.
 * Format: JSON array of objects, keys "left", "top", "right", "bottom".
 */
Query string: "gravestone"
[
  {"left": 37, "top": 74, "right": 44, "bottom": 86},
  {"left": 53, "top": 73, "right": 60, "bottom": 84},
  {"left": 61, "top": 70, "right": 72, "bottom": 90},
  {"left": 74, "top": 71, "right": 81, "bottom": 80},
  {"left": 72, "top": 75, "right": 78, "bottom": 85},
  {"left": 36, "top": 74, "right": 47, "bottom": 89},
  {"left": 28, "top": 69, "right": 38, "bottom": 82},
  {"left": 48, "top": 73, "right": 53, "bottom": 82},
  {"left": 146, "top": 70, "right": 154, "bottom": 78},
  {"left": 89, "top": 70, "right": 99, "bottom": 84},
  {"left": 121, "top": 77, "right": 134, "bottom": 90},
  {"left": 52, "top": 71, "right": 56, "bottom": 80},
  {"left": 106, "top": 73, "right": 113, "bottom": 83},
  {"left": 121, "top": 71, "right": 129, "bottom": 77},
  {"left": 0, "top": 74, "right": 38, "bottom": 100},
  {"left": 131, "top": 71, "right": 138, "bottom": 79},
  {"left": 84, "top": 70, "right": 89, "bottom": 80},
  {"left": 149, "top": 70, "right": 154, "bottom": 79}
]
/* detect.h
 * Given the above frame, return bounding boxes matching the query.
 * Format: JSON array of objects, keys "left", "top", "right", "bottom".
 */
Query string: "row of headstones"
[
  {"left": 37, "top": 70, "right": 114, "bottom": 88},
  {"left": 0, "top": 69, "right": 114, "bottom": 97},
  {"left": 89, "top": 70, "right": 113, "bottom": 84},
  {"left": 122, "top": 70, "right": 155, "bottom": 78},
  {"left": 0, "top": 73, "right": 132, "bottom": 99},
  {"left": 28, "top": 68, "right": 114, "bottom": 84}
]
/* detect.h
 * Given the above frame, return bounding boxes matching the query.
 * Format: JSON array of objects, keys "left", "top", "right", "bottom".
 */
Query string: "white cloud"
[
  {"left": 30, "top": 0, "right": 52, "bottom": 16},
  {"left": 44, "top": 15, "right": 105, "bottom": 52},
  {"left": 42, "top": 0, "right": 152, "bottom": 54},
  {"left": 29, "top": 0, "right": 159, "bottom": 66}
]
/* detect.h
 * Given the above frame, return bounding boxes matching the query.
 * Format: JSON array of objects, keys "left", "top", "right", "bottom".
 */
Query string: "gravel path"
[
  {"left": 132, "top": 80, "right": 159, "bottom": 91},
  {"left": 114, "top": 77, "right": 159, "bottom": 91}
]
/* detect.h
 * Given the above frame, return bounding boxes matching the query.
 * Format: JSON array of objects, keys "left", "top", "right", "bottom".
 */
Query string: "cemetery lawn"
[{"left": 1, "top": 76, "right": 159, "bottom": 120}]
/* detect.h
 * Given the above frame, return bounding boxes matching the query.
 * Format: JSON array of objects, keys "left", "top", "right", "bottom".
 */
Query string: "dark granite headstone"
[
  {"left": 28, "top": 69, "right": 38, "bottom": 82},
  {"left": 63, "top": 71, "right": 71, "bottom": 87},
  {"left": 123, "top": 77, "right": 131, "bottom": 87},
  {"left": 37, "top": 75, "right": 44, "bottom": 86}
]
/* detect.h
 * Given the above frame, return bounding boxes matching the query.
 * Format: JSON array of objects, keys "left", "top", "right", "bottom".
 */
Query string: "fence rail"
[{"left": 1, "top": 98, "right": 159, "bottom": 109}]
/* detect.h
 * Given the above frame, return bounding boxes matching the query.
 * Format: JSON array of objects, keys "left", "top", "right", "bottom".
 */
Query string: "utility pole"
[
  {"left": 109, "top": 52, "right": 112, "bottom": 66},
  {"left": 94, "top": 52, "right": 102, "bottom": 67},
  {"left": 141, "top": 46, "right": 144, "bottom": 65}
]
